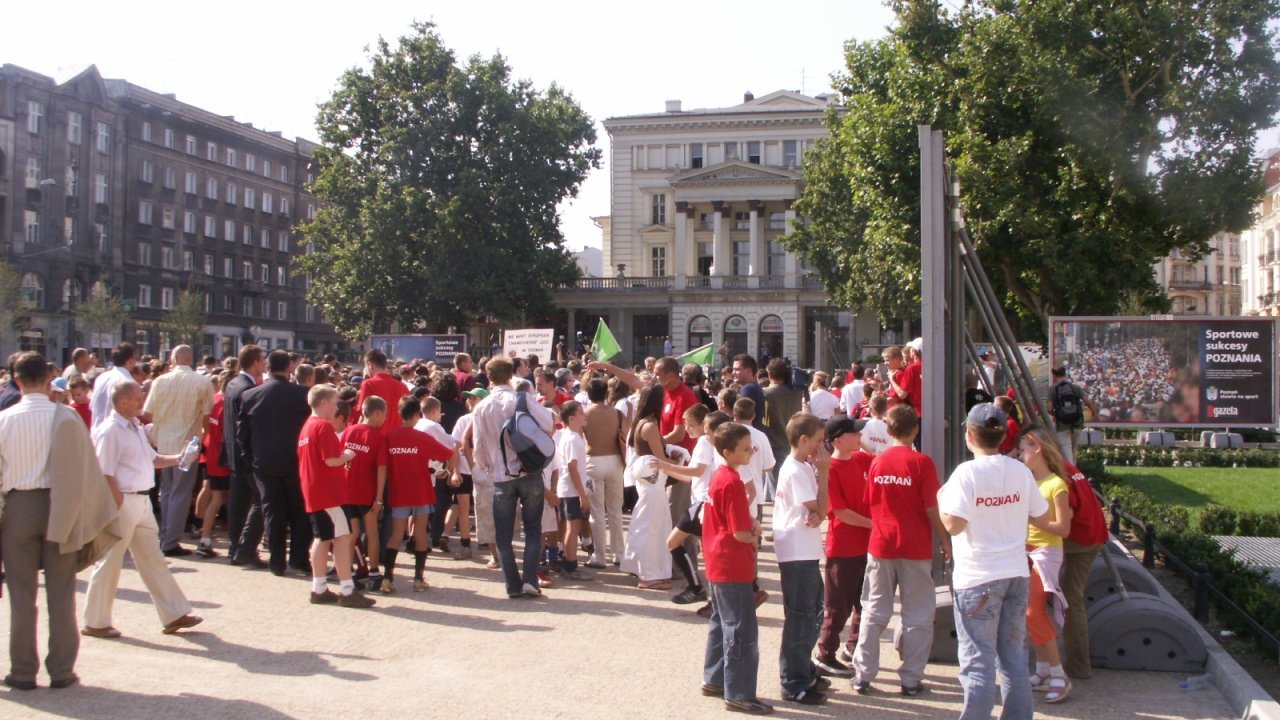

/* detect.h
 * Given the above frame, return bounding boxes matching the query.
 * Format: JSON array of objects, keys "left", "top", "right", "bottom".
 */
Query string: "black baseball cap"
[{"left": 826, "top": 416, "right": 867, "bottom": 442}]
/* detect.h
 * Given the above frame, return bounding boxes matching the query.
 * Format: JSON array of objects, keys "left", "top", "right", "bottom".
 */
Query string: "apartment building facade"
[
  {"left": 1243, "top": 148, "right": 1280, "bottom": 316},
  {"left": 1152, "top": 231, "right": 1243, "bottom": 316}
]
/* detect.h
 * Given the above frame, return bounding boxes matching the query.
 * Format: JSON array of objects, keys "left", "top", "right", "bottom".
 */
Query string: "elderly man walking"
[
  {"left": 144, "top": 345, "right": 213, "bottom": 556},
  {"left": 82, "top": 380, "right": 203, "bottom": 638}
]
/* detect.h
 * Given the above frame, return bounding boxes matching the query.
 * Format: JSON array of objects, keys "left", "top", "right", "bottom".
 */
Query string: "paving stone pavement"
[{"left": 0, "top": 533, "right": 1240, "bottom": 720}]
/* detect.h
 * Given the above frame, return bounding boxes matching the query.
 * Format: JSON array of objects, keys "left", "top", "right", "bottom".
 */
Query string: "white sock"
[
  {"left": 199, "top": 538, "right": 212, "bottom": 547},
  {"left": 1036, "top": 661, "right": 1050, "bottom": 676},
  {"left": 340, "top": 579, "right": 355, "bottom": 596},
  {"left": 312, "top": 577, "right": 327, "bottom": 593},
  {"left": 1049, "top": 664, "right": 1066, "bottom": 678}
]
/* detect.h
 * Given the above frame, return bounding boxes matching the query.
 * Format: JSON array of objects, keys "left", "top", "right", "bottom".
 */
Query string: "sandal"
[
  {"left": 637, "top": 579, "right": 672, "bottom": 590},
  {"left": 1029, "top": 671, "right": 1052, "bottom": 692},
  {"left": 1044, "top": 676, "right": 1072, "bottom": 704}
]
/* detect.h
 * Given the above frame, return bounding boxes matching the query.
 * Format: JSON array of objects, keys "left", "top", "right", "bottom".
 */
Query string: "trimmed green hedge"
[
  {"left": 1198, "top": 504, "right": 1280, "bottom": 537},
  {"left": 1104, "top": 482, "right": 1280, "bottom": 660},
  {"left": 1078, "top": 445, "right": 1280, "bottom": 469}
]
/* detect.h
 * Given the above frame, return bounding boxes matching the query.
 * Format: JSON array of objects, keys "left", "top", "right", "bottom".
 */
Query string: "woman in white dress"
[{"left": 620, "top": 385, "right": 701, "bottom": 589}]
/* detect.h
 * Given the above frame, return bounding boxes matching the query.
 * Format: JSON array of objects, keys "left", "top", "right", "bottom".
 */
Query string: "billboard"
[
  {"left": 368, "top": 334, "right": 466, "bottom": 364},
  {"left": 1048, "top": 316, "right": 1278, "bottom": 428}
]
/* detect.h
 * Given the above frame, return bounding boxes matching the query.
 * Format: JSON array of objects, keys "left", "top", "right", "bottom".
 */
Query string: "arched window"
[
  {"left": 723, "top": 315, "right": 748, "bottom": 359},
  {"left": 20, "top": 273, "right": 44, "bottom": 309},
  {"left": 758, "top": 314, "right": 784, "bottom": 364},
  {"left": 688, "top": 315, "right": 712, "bottom": 351}
]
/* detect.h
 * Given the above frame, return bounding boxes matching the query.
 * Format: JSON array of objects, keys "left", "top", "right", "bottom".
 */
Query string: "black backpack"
[
  {"left": 499, "top": 392, "right": 555, "bottom": 477},
  {"left": 1053, "top": 381, "right": 1084, "bottom": 427}
]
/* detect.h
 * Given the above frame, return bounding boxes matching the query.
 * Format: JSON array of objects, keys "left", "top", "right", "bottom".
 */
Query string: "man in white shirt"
[
  {"left": 471, "top": 358, "right": 555, "bottom": 598},
  {"left": 82, "top": 381, "right": 203, "bottom": 639},
  {"left": 731, "top": 398, "right": 774, "bottom": 512},
  {"left": 89, "top": 342, "right": 137, "bottom": 429},
  {"left": 143, "top": 345, "right": 213, "bottom": 556},
  {"left": 840, "top": 368, "right": 865, "bottom": 419},
  {"left": 937, "top": 403, "right": 1052, "bottom": 720}
]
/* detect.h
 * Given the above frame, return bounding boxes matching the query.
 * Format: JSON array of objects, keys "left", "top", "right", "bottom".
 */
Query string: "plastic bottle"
[
  {"left": 177, "top": 435, "right": 202, "bottom": 472},
  {"left": 1179, "top": 674, "right": 1212, "bottom": 690}
]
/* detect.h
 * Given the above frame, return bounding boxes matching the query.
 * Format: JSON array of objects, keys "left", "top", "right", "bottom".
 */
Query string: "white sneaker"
[{"left": 521, "top": 582, "right": 542, "bottom": 597}]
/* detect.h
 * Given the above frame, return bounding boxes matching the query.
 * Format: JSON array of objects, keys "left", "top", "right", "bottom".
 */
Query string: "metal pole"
[{"left": 919, "top": 126, "right": 947, "bottom": 472}]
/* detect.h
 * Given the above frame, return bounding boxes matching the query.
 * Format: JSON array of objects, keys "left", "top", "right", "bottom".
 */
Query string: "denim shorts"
[
  {"left": 390, "top": 504, "right": 434, "bottom": 519},
  {"left": 558, "top": 496, "right": 589, "bottom": 522}
]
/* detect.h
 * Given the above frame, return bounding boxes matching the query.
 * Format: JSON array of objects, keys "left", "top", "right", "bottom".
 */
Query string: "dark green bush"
[
  {"left": 1078, "top": 446, "right": 1280, "bottom": 469},
  {"left": 1238, "top": 511, "right": 1280, "bottom": 538},
  {"left": 1199, "top": 504, "right": 1238, "bottom": 535}
]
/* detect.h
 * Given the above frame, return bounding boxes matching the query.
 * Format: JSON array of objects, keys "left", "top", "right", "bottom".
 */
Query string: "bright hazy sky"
[{"left": 7, "top": 0, "right": 896, "bottom": 251}]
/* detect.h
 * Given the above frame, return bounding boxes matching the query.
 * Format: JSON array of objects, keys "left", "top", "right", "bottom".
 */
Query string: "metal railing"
[{"left": 559, "top": 276, "right": 672, "bottom": 290}]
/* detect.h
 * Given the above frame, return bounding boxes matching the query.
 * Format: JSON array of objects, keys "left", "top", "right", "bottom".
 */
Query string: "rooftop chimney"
[
  {"left": 744, "top": 91, "right": 754, "bottom": 102},
  {"left": 665, "top": 100, "right": 681, "bottom": 113}
]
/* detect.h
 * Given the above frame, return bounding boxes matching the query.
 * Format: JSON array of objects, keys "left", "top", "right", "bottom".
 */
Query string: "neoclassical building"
[
  {"left": 1152, "top": 231, "right": 1242, "bottom": 316},
  {"left": 554, "top": 90, "right": 879, "bottom": 368},
  {"left": 1243, "top": 148, "right": 1280, "bottom": 316}
]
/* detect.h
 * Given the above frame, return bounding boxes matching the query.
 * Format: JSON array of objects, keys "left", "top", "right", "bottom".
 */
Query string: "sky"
[{"left": 6, "top": 0, "right": 897, "bottom": 251}]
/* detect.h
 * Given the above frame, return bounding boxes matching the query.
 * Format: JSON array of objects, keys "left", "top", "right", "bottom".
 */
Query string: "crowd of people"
[
  {"left": 0, "top": 338, "right": 1108, "bottom": 719},
  {"left": 1064, "top": 338, "right": 1177, "bottom": 423}
]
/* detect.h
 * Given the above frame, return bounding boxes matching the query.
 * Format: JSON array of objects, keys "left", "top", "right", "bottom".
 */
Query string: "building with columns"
[
  {"left": 554, "top": 90, "right": 879, "bottom": 369},
  {"left": 1243, "top": 148, "right": 1280, "bottom": 316},
  {"left": 1152, "top": 231, "right": 1242, "bottom": 316}
]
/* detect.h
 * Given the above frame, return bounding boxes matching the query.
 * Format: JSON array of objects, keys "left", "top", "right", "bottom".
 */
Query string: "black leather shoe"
[
  {"left": 163, "top": 546, "right": 193, "bottom": 557},
  {"left": 231, "top": 555, "right": 268, "bottom": 569},
  {"left": 50, "top": 674, "right": 79, "bottom": 689},
  {"left": 3, "top": 675, "right": 36, "bottom": 690},
  {"left": 701, "top": 683, "right": 724, "bottom": 697},
  {"left": 725, "top": 698, "right": 774, "bottom": 714}
]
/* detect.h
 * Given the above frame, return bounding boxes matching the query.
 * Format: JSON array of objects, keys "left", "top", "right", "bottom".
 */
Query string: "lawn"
[{"left": 1107, "top": 466, "right": 1280, "bottom": 515}]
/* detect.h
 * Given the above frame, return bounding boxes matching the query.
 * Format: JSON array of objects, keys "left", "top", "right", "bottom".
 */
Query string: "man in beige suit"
[
  {"left": 82, "top": 381, "right": 203, "bottom": 639},
  {"left": 143, "top": 345, "right": 213, "bottom": 556}
]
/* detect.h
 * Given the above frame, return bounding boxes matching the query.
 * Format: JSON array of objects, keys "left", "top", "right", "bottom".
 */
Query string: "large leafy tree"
[
  {"left": 0, "top": 261, "right": 29, "bottom": 350},
  {"left": 297, "top": 22, "right": 601, "bottom": 338},
  {"left": 164, "top": 284, "right": 206, "bottom": 352},
  {"left": 789, "top": 0, "right": 1280, "bottom": 336},
  {"left": 75, "top": 280, "right": 131, "bottom": 353}
]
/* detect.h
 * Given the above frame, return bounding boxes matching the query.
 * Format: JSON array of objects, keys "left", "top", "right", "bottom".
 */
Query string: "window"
[
  {"left": 225, "top": 182, "right": 237, "bottom": 205},
  {"left": 650, "top": 246, "right": 666, "bottom": 276},
  {"left": 65, "top": 166, "right": 78, "bottom": 196},
  {"left": 63, "top": 217, "right": 76, "bottom": 245},
  {"left": 277, "top": 231, "right": 289, "bottom": 252},
  {"left": 277, "top": 301, "right": 287, "bottom": 321},
  {"left": 280, "top": 197, "right": 290, "bottom": 217},
  {"left": 24, "top": 211, "right": 39, "bottom": 243},
  {"left": 138, "top": 243, "right": 152, "bottom": 266},
  {"left": 224, "top": 219, "right": 235, "bottom": 241},
  {"left": 261, "top": 228, "right": 271, "bottom": 248},
  {"left": 263, "top": 160, "right": 272, "bottom": 178},
  {"left": 243, "top": 225, "right": 253, "bottom": 245},
  {"left": 138, "top": 284, "right": 152, "bottom": 307},
  {"left": 161, "top": 287, "right": 174, "bottom": 310},
  {"left": 206, "top": 142, "right": 218, "bottom": 161},
  {"left": 306, "top": 304, "right": 315, "bottom": 323},
  {"left": 725, "top": 141, "right": 739, "bottom": 161},
  {"left": 204, "top": 293, "right": 212, "bottom": 313},
  {"left": 245, "top": 153, "right": 256, "bottom": 172},
  {"left": 280, "top": 165, "right": 289, "bottom": 183},
  {"left": 21, "top": 273, "right": 45, "bottom": 308},
  {"left": 222, "top": 296, "right": 232, "bottom": 313},
  {"left": 767, "top": 240, "right": 786, "bottom": 275},
  {"left": 262, "top": 192, "right": 273, "bottom": 214},
  {"left": 142, "top": 121, "right": 152, "bottom": 143},
  {"left": 306, "top": 203, "right": 315, "bottom": 220},
  {"left": 260, "top": 263, "right": 270, "bottom": 283},
  {"left": 161, "top": 246, "right": 174, "bottom": 269},
  {"left": 140, "top": 160, "right": 153, "bottom": 184},
  {"left": 782, "top": 140, "right": 798, "bottom": 167},
  {"left": 769, "top": 211, "right": 786, "bottom": 231},
  {"left": 184, "top": 135, "right": 196, "bottom": 155},
  {"left": 651, "top": 194, "right": 666, "bottom": 225},
  {"left": 223, "top": 258, "right": 233, "bottom": 277},
  {"left": 161, "top": 207, "right": 175, "bottom": 230},
  {"left": 690, "top": 143, "right": 703, "bottom": 169},
  {"left": 204, "top": 253, "right": 214, "bottom": 275},
  {"left": 206, "top": 177, "right": 218, "bottom": 200},
  {"left": 747, "top": 141, "right": 761, "bottom": 164},
  {"left": 94, "top": 172, "right": 108, "bottom": 204},
  {"left": 204, "top": 216, "right": 216, "bottom": 237},
  {"left": 96, "top": 122, "right": 111, "bottom": 153},
  {"left": 242, "top": 260, "right": 251, "bottom": 280},
  {"left": 226, "top": 148, "right": 236, "bottom": 167},
  {"left": 164, "top": 128, "right": 175, "bottom": 149},
  {"left": 277, "top": 267, "right": 287, "bottom": 286},
  {"left": 183, "top": 211, "right": 196, "bottom": 234},
  {"left": 244, "top": 187, "right": 256, "bottom": 210},
  {"left": 62, "top": 279, "right": 81, "bottom": 309},
  {"left": 67, "top": 111, "right": 82, "bottom": 144},
  {"left": 184, "top": 171, "right": 198, "bottom": 194},
  {"left": 163, "top": 166, "right": 176, "bottom": 189},
  {"left": 733, "top": 240, "right": 750, "bottom": 275},
  {"left": 243, "top": 297, "right": 253, "bottom": 316},
  {"left": 94, "top": 223, "right": 107, "bottom": 254},
  {"left": 734, "top": 211, "right": 750, "bottom": 230},
  {"left": 699, "top": 212, "right": 714, "bottom": 230},
  {"left": 25, "top": 157, "right": 40, "bottom": 189},
  {"left": 138, "top": 200, "right": 154, "bottom": 225},
  {"left": 26, "top": 101, "right": 43, "bottom": 134},
  {"left": 183, "top": 250, "right": 194, "bottom": 271}
]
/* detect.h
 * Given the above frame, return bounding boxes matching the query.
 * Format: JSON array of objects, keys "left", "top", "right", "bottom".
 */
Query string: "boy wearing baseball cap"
[{"left": 937, "top": 403, "right": 1053, "bottom": 720}]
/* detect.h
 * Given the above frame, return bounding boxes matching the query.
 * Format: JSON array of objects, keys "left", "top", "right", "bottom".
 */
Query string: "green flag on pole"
[
  {"left": 590, "top": 320, "right": 622, "bottom": 361},
  {"left": 677, "top": 343, "right": 716, "bottom": 366}
]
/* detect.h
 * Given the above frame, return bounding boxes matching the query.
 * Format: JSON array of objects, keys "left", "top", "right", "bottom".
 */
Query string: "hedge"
[{"left": 1077, "top": 445, "right": 1280, "bottom": 469}]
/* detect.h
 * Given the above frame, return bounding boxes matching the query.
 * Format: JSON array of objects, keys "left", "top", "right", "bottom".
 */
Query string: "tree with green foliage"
[
  {"left": 296, "top": 22, "right": 601, "bottom": 339},
  {"left": 164, "top": 284, "right": 206, "bottom": 353},
  {"left": 0, "top": 261, "right": 29, "bottom": 351},
  {"left": 76, "top": 280, "right": 131, "bottom": 353},
  {"left": 788, "top": 0, "right": 1280, "bottom": 337}
]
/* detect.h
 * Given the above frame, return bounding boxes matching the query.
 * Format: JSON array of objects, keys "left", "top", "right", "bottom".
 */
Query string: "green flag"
[
  {"left": 590, "top": 320, "right": 622, "bottom": 361},
  {"left": 677, "top": 343, "right": 715, "bottom": 366}
]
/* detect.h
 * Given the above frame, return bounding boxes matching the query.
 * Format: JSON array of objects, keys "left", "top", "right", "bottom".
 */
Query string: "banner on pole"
[{"left": 502, "top": 328, "right": 556, "bottom": 362}]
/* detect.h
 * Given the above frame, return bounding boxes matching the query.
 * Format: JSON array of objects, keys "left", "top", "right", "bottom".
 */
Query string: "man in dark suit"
[
  {"left": 238, "top": 349, "right": 312, "bottom": 576},
  {"left": 223, "top": 345, "right": 266, "bottom": 567}
]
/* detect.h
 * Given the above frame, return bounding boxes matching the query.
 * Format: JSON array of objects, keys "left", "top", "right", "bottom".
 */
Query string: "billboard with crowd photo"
[
  {"left": 1048, "top": 316, "right": 1278, "bottom": 427},
  {"left": 369, "top": 334, "right": 466, "bottom": 365}
]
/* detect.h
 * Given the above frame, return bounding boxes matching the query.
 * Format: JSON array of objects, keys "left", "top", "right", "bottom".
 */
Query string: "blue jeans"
[
  {"left": 704, "top": 581, "right": 760, "bottom": 702},
  {"left": 954, "top": 576, "right": 1034, "bottom": 720},
  {"left": 779, "top": 560, "right": 823, "bottom": 695},
  {"left": 492, "top": 473, "right": 544, "bottom": 596}
]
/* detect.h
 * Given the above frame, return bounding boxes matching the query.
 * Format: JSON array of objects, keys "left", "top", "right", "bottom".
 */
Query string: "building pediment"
[
  {"left": 58, "top": 65, "right": 108, "bottom": 105},
  {"left": 669, "top": 160, "right": 803, "bottom": 186}
]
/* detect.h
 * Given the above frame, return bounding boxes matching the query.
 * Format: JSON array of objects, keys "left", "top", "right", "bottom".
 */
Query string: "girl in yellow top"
[{"left": 1018, "top": 426, "right": 1074, "bottom": 704}]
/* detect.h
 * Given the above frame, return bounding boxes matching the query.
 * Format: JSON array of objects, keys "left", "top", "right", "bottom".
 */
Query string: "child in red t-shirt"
[
  {"left": 814, "top": 416, "right": 874, "bottom": 676},
  {"left": 380, "top": 396, "right": 454, "bottom": 594},
  {"left": 341, "top": 395, "right": 389, "bottom": 578},
  {"left": 851, "top": 405, "right": 950, "bottom": 696},
  {"left": 68, "top": 376, "right": 92, "bottom": 428},
  {"left": 701, "top": 423, "right": 770, "bottom": 714},
  {"left": 297, "top": 385, "right": 374, "bottom": 608},
  {"left": 195, "top": 375, "right": 231, "bottom": 558}
]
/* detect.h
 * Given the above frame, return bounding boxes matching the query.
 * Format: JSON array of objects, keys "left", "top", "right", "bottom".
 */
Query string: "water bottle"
[
  {"left": 1179, "top": 673, "right": 1211, "bottom": 690},
  {"left": 178, "top": 435, "right": 201, "bottom": 472}
]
